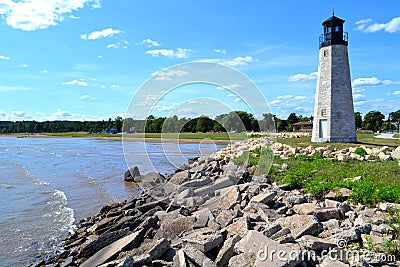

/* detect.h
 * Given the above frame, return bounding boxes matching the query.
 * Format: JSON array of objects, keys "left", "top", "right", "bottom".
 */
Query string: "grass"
[
  {"left": 277, "top": 132, "right": 400, "bottom": 149},
  {"left": 394, "top": 134, "right": 400, "bottom": 139}
]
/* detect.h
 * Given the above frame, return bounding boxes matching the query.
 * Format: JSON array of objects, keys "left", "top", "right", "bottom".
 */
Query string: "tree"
[
  {"left": 390, "top": 110, "right": 400, "bottom": 131},
  {"left": 354, "top": 112, "right": 362, "bottom": 129},
  {"left": 363, "top": 111, "right": 385, "bottom": 132},
  {"left": 196, "top": 116, "right": 214, "bottom": 133},
  {"left": 287, "top": 113, "right": 299, "bottom": 132}
]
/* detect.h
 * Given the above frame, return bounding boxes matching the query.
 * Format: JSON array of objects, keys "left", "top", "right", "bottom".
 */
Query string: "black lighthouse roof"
[{"left": 319, "top": 12, "right": 348, "bottom": 48}]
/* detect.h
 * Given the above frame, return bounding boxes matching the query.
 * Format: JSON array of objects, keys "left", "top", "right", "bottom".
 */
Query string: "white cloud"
[
  {"left": 40, "top": 69, "right": 48, "bottom": 74},
  {"left": 288, "top": 72, "right": 318, "bottom": 82},
  {"left": 227, "top": 93, "right": 236, "bottom": 97},
  {"left": 19, "top": 64, "right": 28, "bottom": 68},
  {"left": 155, "top": 103, "right": 179, "bottom": 112},
  {"left": 216, "top": 83, "right": 243, "bottom": 90},
  {"left": 97, "top": 55, "right": 102, "bottom": 59},
  {"left": 106, "top": 40, "right": 129, "bottom": 49},
  {"left": 81, "top": 28, "right": 123, "bottom": 40},
  {"left": 233, "top": 97, "right": 242, "bottom": 102},
  {"left": 146, "top": 48, "right": 191, "bottom": 59},
  {"left": 270, "top": 100, "right": 280, "bottom": 105},
  {"left": 53, "top": 109, "right": 72, "bottom": 119},
  {"left": 63, "top": 79, "right": 88, "bottom": 86},
  {"left": 213, "top": 49, "right": 227, "bottom": 54},
  {"left": 69, "top": 14, "right": 79, "bottom": 19},
  {"left": 353, "top": 94, "right": 367, "bottom": 102},
  {"left": 0, "top": 55, "right": 10, "bottom": 60},
  {"left": 355, "top": 17, "right": 400, "bottom": 33},
  {"left": 353, "top": 77, "right": 400, "bottom": 87},
  {"left": 80, "top": 94, "right": 90, "bottom": 99},
  {"left": 188, "top": 100, "right": 199, "bottom": 104},
  {"left": 151, "top": 69, "right": 188, "bottom": 81},
  {"left": 392, "top": 91, "right": 400, "bottom": 96},
  {"left": 0, "top": 85, "right": 30, "bottom": 92},
  {"left": 110, "top": 84, "right": 119, "bottom": 88},
  {"left": 1, "top": 0, "right": 99, "bottom": 31},
  {"left": 92, "top": 0, "right": 101, "bottom": 9},
  {"left": 223, "top": 56, "right": 255, "bottom": 67},
  {"left": 139, "top": 38, "right": 160, "bottom": 47}
]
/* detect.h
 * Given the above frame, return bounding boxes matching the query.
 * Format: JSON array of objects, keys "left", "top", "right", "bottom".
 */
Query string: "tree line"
[{"left": 0, "top": 109, "right": 398, "bottom": 134}]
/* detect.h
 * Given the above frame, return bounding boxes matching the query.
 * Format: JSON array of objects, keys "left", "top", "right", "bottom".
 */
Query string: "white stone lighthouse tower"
[{"left": 312, "top": 13, "right": 357, "bottom": 143}]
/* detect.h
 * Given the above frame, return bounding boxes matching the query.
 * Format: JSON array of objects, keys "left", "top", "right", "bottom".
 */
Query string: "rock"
[
  {"left": 327, "top": 224, "right": 371, "bottom": 244},
  {"left": 225, "top": 216, "right": 249, "bottom": 237},
  {"left": 193, "top": 214, "right": 209, "bottom": 229},
  {"left": 262, "top": 223, "right": 282, "bottom": 237},
  {"left": 235, "top": 230, "right": 302, "bottom": 267},
  {"left": 228, "top": 253, "right": 255, "bottom": 267},
  {"left": 157, "top": 214, "right": 195, "bottom": 240},
  {"left": 293, "top": 203, "right": 319, "bottom": 215},
  {"left": 391, "top": 146, "right": 400, "bottom": 160},
  {"left": 80, "top": 228, "right": 146, "bottom": 267},
  {"left": 249, "top": 191, "right": 277, "bottom": 204},
  {"left": 216, "top": 210, "right": 236, "bottom": 228},
  {"left": 173, "top": 249, "right": 187, "bottom": 267},
  {"left": 319, "top": 257, "right": 348, "bottom": 267},
  {"left": 147, "top": 238, "right": 171, "bottom": 261},
  {"left": 287, "top": 194, "right": 305, "bottom": 205},
  {"left": 298, "top": 235, "right": 337, "bottom": 251},
  {"left": 219, "top": 186, "right": 241, "bottom": 210},
  {"left": 182, "top": 245, "right": 216, "bottom": 267},
  {"left": 169, "top": 170, "right": 189, "bottom": 185},
  {"left": 215, "top": 235, "right": 241, "bottom": 267},
  {"left": 182, "top": 228, "right": 223, "bottom": 252},
  {"left": 314, "top": 208, "right": 342, "bottom": 222},
  {"left": 124, "top": 166, "right": 140, "bottom": 182},
  {"left": 324, "top": 199, "right": 341, "bottom": 208},
  {"left": 277, "top": 214, "right": 322, "bottom": 239},
  {"left": 80, "top": 227, "right": 130, "bottom": 258},
  {"left": 177, "top": 177, "right": 212, "bottom": 192},
  {"left": 193, "top": 176, "right": 236, "bottom": 197},
  {"left": 378, "top": 152, "right": 392, "bottom": 161}
]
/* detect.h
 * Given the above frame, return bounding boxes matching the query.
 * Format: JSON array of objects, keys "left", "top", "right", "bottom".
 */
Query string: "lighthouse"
[{"left": 311, "top": 13, "right": 357, "bottom": 143}]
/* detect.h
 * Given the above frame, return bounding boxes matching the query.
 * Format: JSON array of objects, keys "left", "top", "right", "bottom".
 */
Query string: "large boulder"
[{"left": 124, "top": 166, "right": 140, "bottom": 182}]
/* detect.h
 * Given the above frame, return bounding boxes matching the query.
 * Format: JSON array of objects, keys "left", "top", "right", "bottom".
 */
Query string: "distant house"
[{"left": 292, "top": 122, "right": 313, "bottom": 132}]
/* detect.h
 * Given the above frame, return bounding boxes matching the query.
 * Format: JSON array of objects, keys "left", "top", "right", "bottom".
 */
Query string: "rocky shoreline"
[{"left": 33, "top": 138, "right": 400, "bottom": 267}]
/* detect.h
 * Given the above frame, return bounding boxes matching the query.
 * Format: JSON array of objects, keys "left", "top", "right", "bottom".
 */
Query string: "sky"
[{"left": 0, "top": 0, "right": 399, "bottom": 121}]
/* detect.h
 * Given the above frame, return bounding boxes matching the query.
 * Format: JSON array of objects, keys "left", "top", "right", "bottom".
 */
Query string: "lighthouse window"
[
  {"left": 335, "top": 26, "right": 341, "bottom": 32},
  {"left": 321, "top": 109, "right": 327, "bottom": 116},
  {"left": 326, "top": 27, "right": 332, "bottom": 33}
]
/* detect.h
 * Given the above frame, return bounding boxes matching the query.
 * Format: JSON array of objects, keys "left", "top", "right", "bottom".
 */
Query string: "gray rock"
[
  {"left": 219, "top": 186, "right": 241, "bottom": 210},
  {"left": 235, "top": 230, "right": 302, "bottom": 267},
  {"left": 183, "top": 245, "right": 216, "bottom": 267},
  {"left": 215, "top": 235, "right": 241, "bottom": 267},
  {"left": 228, "top": 253, "right": 255, "bottom": 267},
  {"left": 80, "top": 228, "right": 146, "bottom": 267},
  {"left": 293, "top": 203, "right": 319, "bottom": 215},
  {"left": 124, "top": 166, "right": 140, "bottom": 182},
  {"left": 391, "top": 146, "right": 400, "bottom": 160},
  {"left": 263, "top": 223, "right": 282, "bottom": 237},
  {"left": 314, "top": 208, "right": 342, "bottom": 221},
  {"left": 182, "top": 228, "right": 223, "bottom": 252},
  {"left": 177, "top": 177, "right": 212, "bottom": 192},
  {"left": 319, "top": 257, "right": 348, "bottom": 267},
  {"left": 193, "top": 214, "right": 209, "bottom": 229},
  {"left": 287, "top": 194, "right": 306, "bottom": 205},
  {"left": 147, "top": 238, "right": 171, "bottom": 261},
  {"left": 250, "top": 191, "right": 277, "bottom": 204},
  {"left": 298, "top": 235, "right": 337, "bottom": 251},
  {"left": 216, "top": 210, "right": 236, "bottom": 228},
  {"left": 277, "top": 214, "right": 323, "bottom": 239}
]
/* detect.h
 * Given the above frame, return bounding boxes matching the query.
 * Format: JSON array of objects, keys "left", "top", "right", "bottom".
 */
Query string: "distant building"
[
  {"left": 292, "top": 122, "right": 313, "bottom": 132},
  {"left": 311, "top": 12, "right": 357, "bottom": 143}
]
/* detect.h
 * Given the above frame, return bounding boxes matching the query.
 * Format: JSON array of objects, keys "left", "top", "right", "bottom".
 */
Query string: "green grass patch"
[
  {"left": 274, "top": 156, "right": 400, "bottom": 206},
  {"left": 277, "top": 132, "right": 400, "bottom": 149},
  {"left": 394, "top": 134, "right": 400, "bottom": 139}
]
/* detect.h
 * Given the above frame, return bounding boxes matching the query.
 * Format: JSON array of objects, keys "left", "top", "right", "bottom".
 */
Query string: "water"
[{"left": 0, "top": 136, "right": 225, "bottom": 266}]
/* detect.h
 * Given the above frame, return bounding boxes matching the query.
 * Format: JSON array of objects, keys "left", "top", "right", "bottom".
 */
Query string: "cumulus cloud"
[
  {"left": 151, "top": 70, "right": 188, "bottom": 81},
  {"left": 223, "top": 56, "right": 255, "bottom": 67},
  {"left": 19, "top": 64, "right": 28, "bottom": 68},
  {"left": 355, "top": 17, "right": 400, "bottom": 33},
  {"left": 213, "top": 49, "right": 227, "bottom": 54},
  {"left": 12, "top": 110, "right": 26, "bottom": 118},
  {"left": 155, "top": 103, "right": 179, "bottom": 112},
  {"left": 392, "top": 91, "right": 400, "bottom": 96},
  {"left": 353, "top": 77, "right": 400, "bottom": 87},
  {"left": 233, "top": 97, "right": 242, "bottom": 102},
  {"left": 139, "top": 38, "right": 160, "bottom": 47},
  {"left": 1, "top": 0, "right": 100, "bottom": 31},
  {"left": 81, "top": 28, "right": 123, "bottom": 40},
  {"left": 146, "top": 48, "right": 191, "bottom": 59},
  {"left": 63, "top": 79, "right": 88, "bottom": 86},
  {"left": 227, "top": 93, "right": 236, "bottom": 97},
  {"left": 110, "top": 84, "right": 119, "bottom": 88},
  {"left": 40, "top": 69, "right": 48, "bottom": 74},
  {"left": 353, "top": 93, "right": 367, "bottom": 102},
  {"left": 0, "top": 55, "right": 10, "bottom": 60},
  {"left": 288, "top": 72, "right": 318, "bottom": 82},
  {"left": 106, "top": 40, "right": 129, "bottom": 49},
  {"left": 80, "top": 94, "right": 90, "bottom": 99}
]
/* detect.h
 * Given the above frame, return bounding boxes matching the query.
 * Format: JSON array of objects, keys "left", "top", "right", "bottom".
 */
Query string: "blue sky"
[{"left": 0, "top": 0, "right": 399, "bottom": 121}]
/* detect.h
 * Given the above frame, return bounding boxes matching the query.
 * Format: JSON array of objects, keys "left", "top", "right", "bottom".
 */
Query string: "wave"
[
  {"left": 52, "top": 189, "right": 76, "bottom": 234},
  {"left": 78, "top": 173, "right": 117, "bottom": 203},
  {"left": 0, "top": 183, "right": 13, "bottom": 189}
]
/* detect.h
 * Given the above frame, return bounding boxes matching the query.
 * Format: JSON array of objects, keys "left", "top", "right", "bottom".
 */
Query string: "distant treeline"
[{"left": 1, "top": 109, "right": 398, "bottom": 134}]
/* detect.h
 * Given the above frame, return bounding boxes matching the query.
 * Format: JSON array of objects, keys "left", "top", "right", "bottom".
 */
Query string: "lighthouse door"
[{"left": 319, "top": 119, "right": 328, "bottom": 138}]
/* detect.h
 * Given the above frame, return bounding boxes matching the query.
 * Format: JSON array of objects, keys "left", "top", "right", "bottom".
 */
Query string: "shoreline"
[{"left": 0, "top": 133, "right": 237, "bottom": 144}]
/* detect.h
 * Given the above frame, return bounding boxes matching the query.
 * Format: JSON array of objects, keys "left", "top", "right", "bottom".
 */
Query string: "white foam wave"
[
  {"left": 0, "top": 183, "right": 13, "bottom": 189},
  {"left": 53, "top": 189, "right": 76, "bottom": 233}
]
